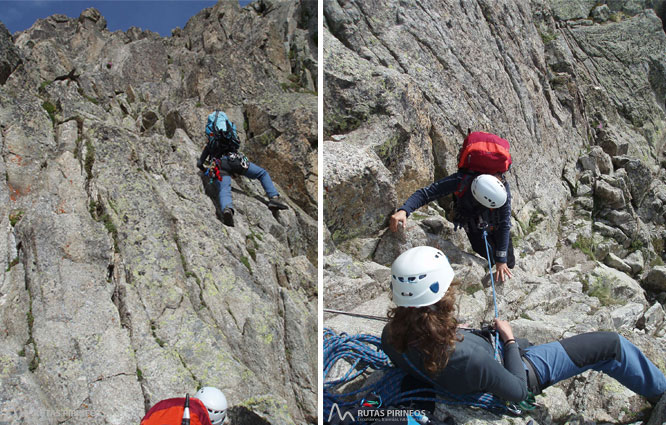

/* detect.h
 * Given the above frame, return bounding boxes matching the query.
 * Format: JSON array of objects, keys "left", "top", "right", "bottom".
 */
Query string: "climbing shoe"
[
  {"left": 222, "top": 208, "right": 234, "bottom": 227},
  {"left": 268, "top": 196, "right": 288, "bottom": 210}
]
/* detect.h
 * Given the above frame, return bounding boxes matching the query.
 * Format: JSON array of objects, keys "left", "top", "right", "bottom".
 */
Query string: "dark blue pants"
[
  {"left": 466, "top": 229, "right": 515, "bottom": 268},
  {"left": 215, "top": 161, "right": 279, "bottom": 211},
  {"left": 522, "top": 332, "right": 666, "bottom": 399}
]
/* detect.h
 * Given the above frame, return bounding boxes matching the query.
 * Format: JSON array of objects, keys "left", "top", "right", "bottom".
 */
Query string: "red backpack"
[
  {"left": 141, "top": 396, "right": 212, "bottom": 425},
  {"left": 457, "top": 131, "right": 512, "bottom": 174}
]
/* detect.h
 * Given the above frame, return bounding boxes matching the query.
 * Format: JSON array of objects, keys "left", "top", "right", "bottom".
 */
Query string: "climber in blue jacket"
[
  {"left": 390, "top": 173, "right": 515, "bottom": 282},
  {"left": 197, "top": 110, "right": 287, "bottom": 227}
]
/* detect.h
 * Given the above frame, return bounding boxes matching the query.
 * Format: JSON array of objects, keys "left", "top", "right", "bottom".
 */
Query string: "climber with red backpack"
[
  {"left": 389, "top": 131, "right": 515, "bottom": 282},
  {"left": 197, "top": 110, "right": 288, "bottom": 227},
  {"left": 141, "top": 387, "right": 228, "bottom": 425}
]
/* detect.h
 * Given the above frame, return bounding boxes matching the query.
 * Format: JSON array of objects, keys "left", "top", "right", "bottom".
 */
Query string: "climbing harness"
[
  {"left": 225, "top": 152, "right": 249, "bottom": 173},
  {"left": 204, "top": 153, "right": 249, "bottom": 183}
]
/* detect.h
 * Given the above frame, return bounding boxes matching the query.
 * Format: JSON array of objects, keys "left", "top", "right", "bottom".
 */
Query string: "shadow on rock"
[{"left": 228, "top": 406, "right": 273, "bottom": 425}]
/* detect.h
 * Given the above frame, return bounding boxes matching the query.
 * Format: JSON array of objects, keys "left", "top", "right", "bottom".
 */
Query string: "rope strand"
[{"left": 482, "top": 229, "right": 501, "bottom": 361}]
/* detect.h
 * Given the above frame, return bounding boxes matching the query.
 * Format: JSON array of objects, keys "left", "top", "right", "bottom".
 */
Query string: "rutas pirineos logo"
[{"left": 328, "top": 403, "right": 429, "bottom": 423}]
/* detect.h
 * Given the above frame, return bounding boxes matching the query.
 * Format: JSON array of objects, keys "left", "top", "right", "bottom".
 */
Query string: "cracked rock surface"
[
  {"left": 324, "top": 0, "right": 666, "bottom": 423},
  {"left": 0, "top": 2, "right": 316, "bottom": 424}
]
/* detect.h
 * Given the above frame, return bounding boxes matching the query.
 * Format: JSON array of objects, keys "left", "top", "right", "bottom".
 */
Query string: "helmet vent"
[
  {"left": 418, "top": 274, "right": 427, "bottom": 280},
  {"left": 429, "top": 282, "right": 439, "bottom": 293},
  {"left": 401, "top": 291, "right": 413, "bottom": 297},
  {"left": 408, "top": 276, "right": 416, "bottom": 282},
  {"left": 398, "top": 276, "right": 405, "bottom": 282}
]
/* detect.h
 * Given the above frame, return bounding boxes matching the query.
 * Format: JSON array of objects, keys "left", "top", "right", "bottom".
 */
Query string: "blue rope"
[
  {"left": 323, "top": 328, "right": 521, "bottom": 421},
  {"left": 482, "top": 229, "right": 501, "bottom": 361}
]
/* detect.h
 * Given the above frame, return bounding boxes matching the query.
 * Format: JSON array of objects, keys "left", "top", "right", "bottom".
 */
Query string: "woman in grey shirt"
[{"left": 381, "top": 246, "right": 666, "bottom": 404}]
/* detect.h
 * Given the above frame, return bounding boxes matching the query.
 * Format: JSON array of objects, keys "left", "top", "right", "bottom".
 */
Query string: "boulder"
[
  {"left": 593, "top": 221, "right": 629, "bottom": 246},
  {"left": 605, "top": 252, "right": 633, "bottom": 274},
  {"left": 549, "top": 0, "right": 598, "bottom": 20},
  {"left": 624, "top": 250, "right": 645, "bottom": 274},
  {"left": 642, "top": 302, "right": 665, "bottom": 333},
  {"left": 623, "top": 158, "right": 654, "bottom": 205},
  {"left": 610, "top": 302, "right": 644, "bottom": 329},
  {"left": 588, "top": 264, "right": 647, "bottom": 306},
  {"left": 597, "top": 127, "right": 629, "bottom": 156},
  {"left": 605, "top": 210, "right": 637, "bottom": 237},
  {"left": 644, "top": 266, "right": 666, "bottom": 291},
  {"left": 595, "top": 179, "right": 625, "bottom": 208},
  {"left": 324, "top": 140, "right": 396, "bottom": 243},
  {"left": 591, "top": 4, "right": 612, "bottom": 22},
  {"left": 589, "top": 145, "right": 614, "bottom": 175}
]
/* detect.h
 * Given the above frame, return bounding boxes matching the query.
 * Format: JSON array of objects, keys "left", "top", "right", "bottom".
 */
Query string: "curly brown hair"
[{"left": 385, "top": 287, "right": 461, "bottom": 375}]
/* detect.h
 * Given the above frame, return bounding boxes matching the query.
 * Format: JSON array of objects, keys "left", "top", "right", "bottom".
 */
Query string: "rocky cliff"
[
  {"left": 0, "top": 1, "right": 317, "bottom": 424},
  {"left": 324, "top": 0, "right": 666, "bottom": 423}
]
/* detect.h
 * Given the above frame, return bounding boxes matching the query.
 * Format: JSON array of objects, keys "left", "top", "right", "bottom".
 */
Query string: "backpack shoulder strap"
[
  {"left": 454, "top": 173, "right": 476, "bottom": 198},
  {"left": 213, "top": 110, "right": 220, "bottom": 131}
]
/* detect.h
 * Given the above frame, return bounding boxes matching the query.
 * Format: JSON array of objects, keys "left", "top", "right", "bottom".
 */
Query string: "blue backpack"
[{"left": 205, "top": 111, "right": 240, "bottom": 155}]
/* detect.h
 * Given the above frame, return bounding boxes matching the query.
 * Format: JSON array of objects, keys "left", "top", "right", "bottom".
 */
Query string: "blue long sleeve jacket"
[{"left": 398, "top": 171, "right": 512, "bottom": 263}]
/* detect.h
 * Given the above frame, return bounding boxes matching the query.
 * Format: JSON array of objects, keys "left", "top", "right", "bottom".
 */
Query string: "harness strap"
[
  {"left": 453, "top": 173, "right": 475, "bottom": 198},
  {"left": 521, "top": 355, "right": 542, "bottom": 395}
]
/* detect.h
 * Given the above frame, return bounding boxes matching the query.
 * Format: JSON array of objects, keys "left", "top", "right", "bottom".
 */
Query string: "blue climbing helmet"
[{"left": 391, "top": 246, "right": 454, "bottom": 308}]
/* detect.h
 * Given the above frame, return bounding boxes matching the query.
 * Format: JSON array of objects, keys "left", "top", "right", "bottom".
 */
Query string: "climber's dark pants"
[{"left": 466, "top": 229, "right": 515, "bottom": 268}]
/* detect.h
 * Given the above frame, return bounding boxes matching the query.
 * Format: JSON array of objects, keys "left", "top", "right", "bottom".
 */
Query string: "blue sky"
[{"left": 0, "top": 1, "right": 253, "bottom": 37}]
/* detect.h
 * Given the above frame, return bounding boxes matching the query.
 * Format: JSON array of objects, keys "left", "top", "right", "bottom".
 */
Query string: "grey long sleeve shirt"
[{"left": 381, "top": 326, "right": 528, "bottom": 402}]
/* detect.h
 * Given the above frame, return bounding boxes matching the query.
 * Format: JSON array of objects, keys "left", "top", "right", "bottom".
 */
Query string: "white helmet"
[
  {"left": 195, "top": 387, "right": 228, "bottom": 425},
  {"left": 391, "top": 246, "right": 454, "bottom": 307},
  {"left": 471, "top": 174, "right": 507, "bottom": 208}
]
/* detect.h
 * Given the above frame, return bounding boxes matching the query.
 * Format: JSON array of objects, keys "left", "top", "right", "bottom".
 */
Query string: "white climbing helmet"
[
  {"left": 195, "top": 387, "right": 228, "bottom": 425},
  {"left": 391, "top": 246, "right": 455, "bottom": 308},
  {"left": 471, "top": 174, "right": 507, "bottom": 208}
]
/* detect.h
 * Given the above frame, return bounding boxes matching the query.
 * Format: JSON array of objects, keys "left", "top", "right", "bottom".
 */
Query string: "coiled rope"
[{"left": 323, "top": 329, "right": 522, "bottom": 421}]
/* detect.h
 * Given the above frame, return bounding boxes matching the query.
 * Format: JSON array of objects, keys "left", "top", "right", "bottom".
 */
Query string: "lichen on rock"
[
  {"left": 324, "top": 0, "right": 666, "bottom": 423},
  {"left": 0, "top": 2, "right": 316, "bottom": 424}
]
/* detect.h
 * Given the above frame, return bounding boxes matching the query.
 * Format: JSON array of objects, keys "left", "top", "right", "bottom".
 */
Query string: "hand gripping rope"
[{"left": 482, "top": 230, "right": 537, "bottom": 412}]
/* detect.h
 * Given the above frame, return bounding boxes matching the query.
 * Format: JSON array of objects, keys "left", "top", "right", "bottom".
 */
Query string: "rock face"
[
  {"left": 324, "top": 0, "right": 666, "bottom": 424},
  {"left": 0, "top": 23, "right": 21, "bottom": 85},
  {"left": 0, "top": 2, "right": 316, "bottom": 424}
]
